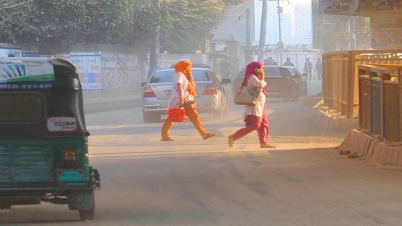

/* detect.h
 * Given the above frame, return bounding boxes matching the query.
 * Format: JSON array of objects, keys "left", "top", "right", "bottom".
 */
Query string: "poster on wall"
[
  {"left": 320, "top": 0, "right": 402, "bottom": 14},
  {"left": 360, "top": 0, "right": 402, "bottom": 12},
  {"left": 320, "top": 0, "right": 342, "bottom": 13},
  {"left": 371, "top": 28, "right": 402, "bottom": 48},
  {"left": 70, "top": 52, "right": 102, "bottom": 91}
]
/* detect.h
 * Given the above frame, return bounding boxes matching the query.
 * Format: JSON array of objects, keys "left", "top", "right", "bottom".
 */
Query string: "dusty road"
[{"left": 1, "top": 93, "right": 402, "bottom": 226}]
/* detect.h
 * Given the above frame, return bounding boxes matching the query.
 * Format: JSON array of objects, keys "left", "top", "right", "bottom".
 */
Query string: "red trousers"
[{"left": 232, "top": 114, "right": 269, "bottom": 145}]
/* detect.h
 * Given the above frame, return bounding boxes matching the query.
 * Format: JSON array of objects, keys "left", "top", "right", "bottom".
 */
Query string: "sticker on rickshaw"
[
  {"left": 0, "top": 58, "right": 55, "bottom": 83},
  {"left": 47, "top": 117, "right": 78, "bottom": 132}
]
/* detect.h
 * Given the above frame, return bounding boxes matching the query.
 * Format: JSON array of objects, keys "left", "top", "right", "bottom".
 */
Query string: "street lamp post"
[
  {"left": 259, "top": 0, "right": 267, "bottom": 62},
  {"left": 276, "top": 0, "right": 283, "bottom": 65}
]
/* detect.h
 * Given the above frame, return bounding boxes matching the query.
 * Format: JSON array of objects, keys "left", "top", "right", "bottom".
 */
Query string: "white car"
[{"left": 141, "top": 67, "right": 231, "bottom": 122}]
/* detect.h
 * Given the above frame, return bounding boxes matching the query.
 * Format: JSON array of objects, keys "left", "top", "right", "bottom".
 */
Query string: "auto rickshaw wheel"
[
  {"left": 78, "top": 192, "right": 95, "bottom": 221},
  {"left": 79, "top": 208, "right": 95, "bottom": 221}
]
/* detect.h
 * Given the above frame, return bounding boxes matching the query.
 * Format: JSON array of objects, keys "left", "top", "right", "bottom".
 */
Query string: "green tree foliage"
[
  {"left": 0, "top": 0, "right": 135, "bottom": 45},
  {"left": 157, "top": 0, "right": 225, "bottom": 53},
  {"left": 0, "top": 0, "right": 245, "bottom": 54}
]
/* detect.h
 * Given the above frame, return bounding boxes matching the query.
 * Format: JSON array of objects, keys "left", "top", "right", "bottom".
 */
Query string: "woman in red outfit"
[{"left": 228, "top": 61, "right": 275, "bottom": 148}]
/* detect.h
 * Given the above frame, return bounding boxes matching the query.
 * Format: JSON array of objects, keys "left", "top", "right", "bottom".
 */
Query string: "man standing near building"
[
  {"left": 218, "top": 57, "right": 231, "bottom": 79},
  {"left": 304, "top": 58, "right": 313, "bottom": 80},
  {"left": 315, "top": 58, "right": 323, "bottom": 80},
  {"left": 283, "top": 58, "right": 294, "bottom": 67},
  {"left": 264, "top": 57, "right": 278, "bottom": 65}
]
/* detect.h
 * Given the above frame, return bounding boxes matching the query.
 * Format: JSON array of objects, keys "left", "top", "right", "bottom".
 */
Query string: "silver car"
[{"left": 141, "top": 67, "right": 231, "bottom": 122}]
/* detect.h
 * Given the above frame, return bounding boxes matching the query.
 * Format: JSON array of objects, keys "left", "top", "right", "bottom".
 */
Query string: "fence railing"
[
  {"left": 358, "top": 65, "right": 401, "bottom": 141},
  {"left": 323, "top": 50, "right": 402, "bottom": 141}
]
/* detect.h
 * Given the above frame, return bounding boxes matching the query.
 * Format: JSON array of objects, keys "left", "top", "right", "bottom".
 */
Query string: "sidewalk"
[
  {"left": 84, "top": 94, "right": 141, "bottom": 114},
  {"left": 305, "top": 96, "right": 402, "bottom": 169},
  {"left": 82, "top": 86, "right": 141, "bottom": 114}
]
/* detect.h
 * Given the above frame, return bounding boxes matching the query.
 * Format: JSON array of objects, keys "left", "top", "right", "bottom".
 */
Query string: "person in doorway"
[
  {"left": 228, "top": 61, "right": 275, "bottom": 149},
  {"left": 161, "top": 60, "right": 216, "bottom": 141},
  {"left": 315, "top": 58, "right": 323, "bottom": 80},
  {"left": 264, "top": 57, "right": 278, "bottom": 65},
  {"left": 304, "top": 58, "right": 313, "bottom": 80},
  {"left": 218, "top": 57, "right": 231, "bottom": 79},
  {"left": 283, "top": 58, "right": 294, "bottom": 67}
]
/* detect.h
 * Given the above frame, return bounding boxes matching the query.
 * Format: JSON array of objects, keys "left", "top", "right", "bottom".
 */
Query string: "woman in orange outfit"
[{"left": 161, "top": 60, "right": 215, "bottom": 141}]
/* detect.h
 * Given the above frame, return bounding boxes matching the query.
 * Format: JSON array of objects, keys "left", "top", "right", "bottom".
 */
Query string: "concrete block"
[
  {"left": 390, "top": 148, "right": 401, "bottom": 166},
  {"left": 383, "top": 148, "right": 395, "bottom": 166},
  {"left": 397, "top": 150, "right": 402, "bottom": 167}
]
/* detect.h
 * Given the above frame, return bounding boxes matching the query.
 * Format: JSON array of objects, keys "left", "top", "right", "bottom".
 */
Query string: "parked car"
[
  {"left": 232, "top": 65, "right": 308, "bottom": 101},
  {"left": 141, "top": 67, "right": 231, "bottom": 122}
]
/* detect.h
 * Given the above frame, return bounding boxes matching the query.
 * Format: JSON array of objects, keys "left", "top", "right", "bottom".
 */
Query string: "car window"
[
  {"left": 286, "top": 67, "right": 294, "bottom": 75},
  {"left": 149, "top": 69, "right": 207, "bottom": 83},
  {"left": 264, "top": 67, "right": 280, "bottom": 77},
  {"left": 280, "top": 68, "right": 292, "bottom": 77},
  {"left": 209, "top": 71, "right": 219, "bottom": 83},
  {"left": 150, "top": 70, "right": 175, "bottom": 83},
  {"left": 236, "top": 69, "right": 246, "bottom": 78}
]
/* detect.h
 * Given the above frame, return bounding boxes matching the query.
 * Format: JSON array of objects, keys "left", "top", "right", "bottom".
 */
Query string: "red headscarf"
[
  {"left": 175, "top": 60, "right": 197, "bottom": 96},
  {"left": 243, "top": 61, "right": 266, "bottom": 94}
]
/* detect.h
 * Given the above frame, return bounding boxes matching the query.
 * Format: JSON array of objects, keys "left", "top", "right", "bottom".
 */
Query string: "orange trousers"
[{"left": 161, "top": 104, "right": 208, "bottom": 138}]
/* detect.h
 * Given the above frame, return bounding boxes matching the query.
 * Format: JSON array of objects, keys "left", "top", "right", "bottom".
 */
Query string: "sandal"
[
  {"left": 228, "top": 135, "right": 235, "bottom": 148},
  {"left": 160, "top": 136, "right": 174, "bottom": 141},
  {"left": 203, "top": 133, "right": 216, "bottom": 140},
  {"left": 260, "top": 143, "right": 275, "bottom": 148}
]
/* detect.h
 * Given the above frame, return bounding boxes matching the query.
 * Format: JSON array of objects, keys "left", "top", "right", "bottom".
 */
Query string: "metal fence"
[
  {"left": 356, "top": 64, "right": 402, "bottom": 141},
  {"left": 322, "top": 50, "right": 402, "bottom": 119}
]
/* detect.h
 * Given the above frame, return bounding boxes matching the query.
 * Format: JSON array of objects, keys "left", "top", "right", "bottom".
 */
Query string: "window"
[
  {"left": 264, "top": 67, "right": 281, "bottom": 77},
  {"left": 149, "top": 69, "right": 208, "bottom": 83},
  {"left": 0, "top": 92, "right": 45, "bottom": 123}
]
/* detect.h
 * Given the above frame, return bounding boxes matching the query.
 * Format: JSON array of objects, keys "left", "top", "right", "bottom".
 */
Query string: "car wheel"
[
  {"left": 213, "top": 100, "right": 226, "bottom": 119},
  {"left": 143, "top": 110, "right": 160, "bottom": 123},
  {"left": 301, "top": 82, "right": 308, "bottom": 96},
  {"left": 282, "top": 94, "right": 291, "bottom": 102},
  {"left": 223, "top": 100, "right": 229, "bottom": 116},
  {"left": 291, "top": 94, "right": 299, "bottom": 101}
]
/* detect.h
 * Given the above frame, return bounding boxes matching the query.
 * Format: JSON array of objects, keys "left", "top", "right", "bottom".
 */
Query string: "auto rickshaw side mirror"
[{"left": 141, "top": 82, "right": 147, "bottom": 87}]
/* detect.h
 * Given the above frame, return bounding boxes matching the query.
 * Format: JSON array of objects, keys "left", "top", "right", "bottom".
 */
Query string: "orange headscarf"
[{"left": 175, "top": 60, "right": 197, "bottom": 96}]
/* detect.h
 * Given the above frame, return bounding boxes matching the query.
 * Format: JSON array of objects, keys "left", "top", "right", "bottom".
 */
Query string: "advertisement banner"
[
  {"left": 0, "top": 57, "right": 55, "bottom": 83},
  {"left": 0, "top": 48, "right": 22, "bottom": 57},
  {"left": 70, "top": 52, "right": 102, "bottom": 91},
  {"left": 320, "top": 0, "right": 402, "bottom": 14}
]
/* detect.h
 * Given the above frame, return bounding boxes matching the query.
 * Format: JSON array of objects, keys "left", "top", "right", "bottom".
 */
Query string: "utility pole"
[
  {"left": 246, "top": 8, "right": 251, "bottom": 47},
  {"left": 277, "top": 0, "right": 283, "bottom": 65},
  {"left": 258, "top": 0, "right": 267, "bottom": 62},
  {"left": 148, "top": 0, "right": 161, "bottom": 78}
]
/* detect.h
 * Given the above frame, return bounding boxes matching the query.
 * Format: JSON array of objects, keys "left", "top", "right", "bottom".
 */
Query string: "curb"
[
  {"left": 309, "top": 100, "right": 358, "bottom": 132},
  {"left": 337, "top": 129, "right": 402, "bottom": 168},
  {"left": 84, "top": 98, "right": 141, "bottom": 114}
]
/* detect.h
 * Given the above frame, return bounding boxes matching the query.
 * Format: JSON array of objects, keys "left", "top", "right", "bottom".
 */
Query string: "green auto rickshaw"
[{"left": 0, "top": 57, "right": 100, "bottom": 220}]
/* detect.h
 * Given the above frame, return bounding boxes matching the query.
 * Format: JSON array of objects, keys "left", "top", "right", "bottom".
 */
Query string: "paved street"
[{"left": 1, "top": 85, "right": 402, "bottom": 225}]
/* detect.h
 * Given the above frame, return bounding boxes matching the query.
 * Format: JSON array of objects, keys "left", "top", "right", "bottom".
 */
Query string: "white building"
[{"left": 212, "top": 0, "right": 313, "bottom": 48}]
